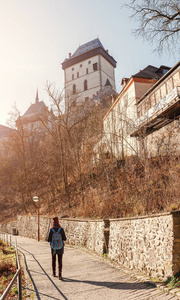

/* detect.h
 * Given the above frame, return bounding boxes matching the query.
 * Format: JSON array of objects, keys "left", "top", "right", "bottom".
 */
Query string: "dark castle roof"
[
  {"left": 132, "top": 65, "right": 170, "bottom": 80},
  {"left": 105, "top": 78, "right": 112, "bottom": 86},
  {"left": 71, "top": 38, "right": 105, "bottom": 58},
  {"left": 137, "top": 61, "right": 180, "bottom": 104},
  {"left": 62, "top": 38, "right": 116, "bottom": 69},
  {"left": 23, "top": 101, "right": 47, "bottom": 117}
]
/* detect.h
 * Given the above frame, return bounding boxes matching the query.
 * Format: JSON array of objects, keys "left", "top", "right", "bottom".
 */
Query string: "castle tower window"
[
  {"left": 84, "top": 80, "right": 88, "bottom": 91},
  {"left": 62, "top": 38, "right": 117, "bottom": 108},
  {"left": 73, "top": 84, "right": 76, "bottom": 94},
  {"left": 93, "top": 63, "right": 98, "bottom": 71},
  {"left": 72, "top": 74, "right": 74, "bottom": 80},
  {"left": 77, "top": 72, "right": 79, "bottom": 78}
]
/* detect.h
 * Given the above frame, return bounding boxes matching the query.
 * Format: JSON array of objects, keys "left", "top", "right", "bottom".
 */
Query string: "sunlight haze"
[{"left": 0, "top": 0, "right": 178, "bottom": 126}]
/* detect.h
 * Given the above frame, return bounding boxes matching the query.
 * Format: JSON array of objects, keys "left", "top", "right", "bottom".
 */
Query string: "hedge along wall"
[
  {"left": 108, "top": 211, "right": 180, "bottom": 279},
  {"left": 0, "top": 211, "right": 180, "bottom": 279}
]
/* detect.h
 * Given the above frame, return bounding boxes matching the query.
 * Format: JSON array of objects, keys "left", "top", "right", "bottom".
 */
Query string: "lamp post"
[{"left": 33, "top": 196, "right": 40, "bottom": 241}]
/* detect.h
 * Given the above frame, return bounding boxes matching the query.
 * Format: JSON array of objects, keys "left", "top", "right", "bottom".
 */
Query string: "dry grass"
[
  {"left": 44, "top": 155, "right": 180, "bottom": 219},
  {"left": 0, "top": 156, "right": 180, "bottom": 220},
  {"left": 0, "top": 240, "right": 17, "bottom": 298}
]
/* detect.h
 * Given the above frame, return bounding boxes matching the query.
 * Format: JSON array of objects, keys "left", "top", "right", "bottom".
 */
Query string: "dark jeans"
[{"left": 52, "top": 253, "right": 63, "bottom": 276}]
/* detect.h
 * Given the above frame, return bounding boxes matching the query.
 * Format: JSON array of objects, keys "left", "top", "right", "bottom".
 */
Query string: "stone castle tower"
[{"left": 62, "top": 38, "right": 116, "bottom": 108}]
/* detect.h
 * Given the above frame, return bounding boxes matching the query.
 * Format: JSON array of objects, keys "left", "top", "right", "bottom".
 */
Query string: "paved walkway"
[{"left": 13, "top": 236, "right": 179, "bottom": 300}]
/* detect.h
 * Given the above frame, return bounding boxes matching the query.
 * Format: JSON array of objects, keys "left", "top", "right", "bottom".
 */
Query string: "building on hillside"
[
  {"left": 17, "top": 89, "right": 49, "bottom": 132},
  {"left": 131, "top": 61, "right": 180, "bottom": 157},
  {"left": 0, "top": 124, "right": 13, "bottom": 140},
  {"left": 0, "top": 124, "right": 16, "bottom": 155},
  {"left": 62, "top": 38, "right": 117, "bottom": 109},
  {"left": 93, "top": 64, "right": 170, "bottom": 160}
]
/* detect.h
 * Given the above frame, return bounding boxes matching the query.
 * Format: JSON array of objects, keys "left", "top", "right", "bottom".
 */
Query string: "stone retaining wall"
[
  {"left": 173, "top": 211, "right": 180, "bottom": 275},
  {"left": 59, "top": 219, "right": 105, "bottom": 254},
  {"left": 0, "top": 215, "right": 105, "bottom": 255},
  {"left": 0, "top": 221, "right": 17, "bottom": 234},
  {"left": 17, "top": 215, "right": 51, "bottom": 240},
  {"left": 109, "top": 213, "right": 174, "bottom": 278},
  {"left": 0, "top": 211, "right": 180, "bottom": 279}
]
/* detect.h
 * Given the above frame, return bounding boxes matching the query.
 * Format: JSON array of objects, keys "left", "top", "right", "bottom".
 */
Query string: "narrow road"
[{"left": 13, "top": 236, "right": 179, "bottom": 300}]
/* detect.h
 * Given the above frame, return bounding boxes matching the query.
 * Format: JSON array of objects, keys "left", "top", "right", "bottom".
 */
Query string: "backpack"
[{"left": 51, "top": 228, "right": 63, "bottom": 252}]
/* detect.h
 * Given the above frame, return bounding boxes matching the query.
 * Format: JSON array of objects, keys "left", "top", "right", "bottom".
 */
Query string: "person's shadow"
[
  {"left": 18, "top": 245, "right": 156, "bottom": 300},
  {"left": 62, "top": 277, "right": 156, "bottom": 290},
  {"left": 18, "top": 245, "right": 68, "bottom": 300}
]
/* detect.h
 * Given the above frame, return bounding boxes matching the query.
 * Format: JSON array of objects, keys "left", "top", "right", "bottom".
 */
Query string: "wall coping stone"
[
  {"left": 3, "top": 211, "right": 180, "bottom": 225},
  {"left": 16, "top": 215, "right": 104, "bottom": 223},
  {"left": 109, "top": 210, "right": 180, "bottom": 222},
  {"left": 59, "top": 218, "right": 104, "bottom": 222},
  {"left": 2, "top": 211, "right": 180, "bottom": 226}
]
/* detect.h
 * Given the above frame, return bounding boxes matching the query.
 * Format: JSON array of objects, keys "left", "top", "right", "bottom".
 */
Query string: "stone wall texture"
[
  {"left": 59, "top": 219, "right": 105, "bottom": 254},
  {"left": 173, "top": 211, "right": 180, "bottom": 275},
  {"left": 0, "top": 211, "right": 180, "bottom": 279},
  {"left": 0, "top": 216, "right": 105, "bottom": 255},
  {"left": 109, "top": 213, "right": 175, "bottom": 279}
]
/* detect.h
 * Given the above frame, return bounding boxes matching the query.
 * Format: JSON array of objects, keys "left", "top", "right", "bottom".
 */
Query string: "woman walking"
[{"left": 48, "top": 217, "right": 66, "bottom": 280}]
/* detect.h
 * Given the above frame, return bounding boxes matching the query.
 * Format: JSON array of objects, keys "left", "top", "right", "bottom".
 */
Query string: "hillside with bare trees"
[{"left": 0, "top": 87, "right": 179, "bottom": 223}]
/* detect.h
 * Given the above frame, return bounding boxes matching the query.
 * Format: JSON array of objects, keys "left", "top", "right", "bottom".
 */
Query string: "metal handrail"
[{"left": 0, "top": 233, "right": 22, "bottom": 300}]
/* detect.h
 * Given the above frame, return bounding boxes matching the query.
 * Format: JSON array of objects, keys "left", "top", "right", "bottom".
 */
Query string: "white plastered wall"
[
  {"left": 65, "top": 55, "right": 100, "bottom": 103},
  {"left": 100, "top": 56, "right": 116, "bottom": 90},
  {"left": 65, "top": 54, "right": 116, "bottom": 104}
]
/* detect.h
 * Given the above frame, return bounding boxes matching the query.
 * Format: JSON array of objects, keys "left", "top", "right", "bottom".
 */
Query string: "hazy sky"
[{"left": 0, "top": 0, "right": 179, "bottom": 126}]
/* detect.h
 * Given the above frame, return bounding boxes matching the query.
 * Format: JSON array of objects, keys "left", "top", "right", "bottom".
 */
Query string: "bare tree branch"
[{"left": 125, "top": 0, "right": 180, "bottom": 54}]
